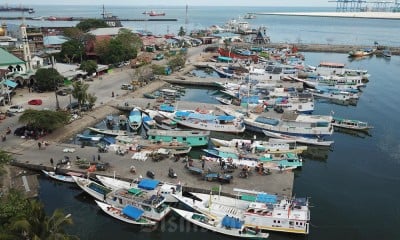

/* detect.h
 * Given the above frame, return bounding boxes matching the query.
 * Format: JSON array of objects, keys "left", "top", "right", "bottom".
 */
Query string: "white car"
[{"left": 8, "top": 105, "right": 25, "bottom": 113}]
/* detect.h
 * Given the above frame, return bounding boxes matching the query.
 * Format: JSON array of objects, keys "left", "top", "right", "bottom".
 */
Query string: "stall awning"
[
  {"left": 138, "top": 179, "right": 160, "bottom": 190},
  {"left": 4, "top": 79, "right": 17, "bottom": 88}
]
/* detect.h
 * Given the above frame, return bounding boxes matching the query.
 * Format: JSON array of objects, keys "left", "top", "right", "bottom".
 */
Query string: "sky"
[{"left": 9, "top": 0, "right": 331, "bottom": 7}]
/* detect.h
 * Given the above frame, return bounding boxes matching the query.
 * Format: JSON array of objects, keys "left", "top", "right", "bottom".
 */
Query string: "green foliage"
[
  {"left": 34, "top": 68, "right": 64, "bottom": 91},
  {"left": 178, "top": 26, "right": 186, "bottom": 37},
  {"left": 18, "top": 110, "right": 70, "bottom": 131},
  {"left": 95, "top": 29, "right": 142, "bottom": 64},
  {"left": 63, "top": 27, "right": 84, "bottom": 41},
  {"left": 151, "top": 64, "right": 167, "bottom": 75},
  {"left": 0, "top": 151, "right": 11, "bottom": 176},
  {"left": 0, "top": 190, "right": 77, "bottom": 240},
  {"left": 60, "top": 40, "right": 84, "bottom": 63},
  {"left": 76, "top": 19, "right": 108, "bottom": 32},
  {"left": 79, "top": 60, "right": 98, "bottom": 75},
  {"left": 71, "top": 81, "right": 89, "bottom": 108},
  {"left": 168, "top": 55, "right": 186, "bottom": 71},
  {"left": 86, "top": 93, "right": 97, "bottom": 108}
]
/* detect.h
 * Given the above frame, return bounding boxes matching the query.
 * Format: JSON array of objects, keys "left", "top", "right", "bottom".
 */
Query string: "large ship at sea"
[{"left": 0, "top": 5, "right": 34, "bottom": 13}]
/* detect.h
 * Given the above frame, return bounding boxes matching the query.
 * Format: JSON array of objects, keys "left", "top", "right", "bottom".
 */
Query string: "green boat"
[
  {"left": 146, "top": 129, "right": 210, "bottom": 147},
  {"left": 143, "top": 93, "right": 157, "bottom": 99}
]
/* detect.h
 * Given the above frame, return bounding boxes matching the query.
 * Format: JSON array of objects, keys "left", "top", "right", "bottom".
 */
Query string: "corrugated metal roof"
[
  {"left": 0, "top": 48, "right": 25, "bottom": 66},
  {"left": 43, "top": 35, "right": 69, "bottom": 46}
]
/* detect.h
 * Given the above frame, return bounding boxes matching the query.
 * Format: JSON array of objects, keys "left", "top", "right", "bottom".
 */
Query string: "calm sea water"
[
  {"left": 4, "top": 5, "right": 400, "bottom": 46},
  {"left": 15, "top": 4, "right": 396, "bottom": 240},
  {"left": 39, "top": 52, "right": 400, "bottom": 240}
]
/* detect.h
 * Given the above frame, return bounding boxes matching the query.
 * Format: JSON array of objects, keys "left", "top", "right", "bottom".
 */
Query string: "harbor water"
[
  {"left": 9, "top": 4, "right": 395, "bottom": 240},
  {"left": 4, "top": 5, "right": 400, "bottom": 46},
  {"left": 39, "top": 52, "right": 400, "bottom": 240}
]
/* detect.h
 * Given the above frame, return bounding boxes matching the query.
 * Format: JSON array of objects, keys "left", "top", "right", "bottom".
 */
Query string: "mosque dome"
[{"left": 0, "top": 27, "right": 5, "bottom": 36}]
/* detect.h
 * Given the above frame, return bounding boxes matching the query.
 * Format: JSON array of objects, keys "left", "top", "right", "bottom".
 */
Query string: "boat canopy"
[
  {"left": 138, "top": 179, "right": 160, "bottom": 190},
  {"left": 255, "top": 117, "right": 279, "bottom": 126},
  {"left": 187, "top": 113, "right": 216, "bottom": 121},
  {"left": 256, "top": 193, "right": 277, "bottom": 204},
  {"left": 159, "top": 104, "right": 175, "bottom": 112},
  {"left": 293, "top": 197, "right": 308, "bottom": 206},
  {"left": 217, "top": 56, "right": 233, "bottom": 62},
  {"left": 122, "top": 205, "right": 144, "bottom": 221},
  {"left": 221, "top": 215, "right": 242, "bottom": 229},
  {"left": 216, "top": 115, "right": 235, "bottom": 121}
]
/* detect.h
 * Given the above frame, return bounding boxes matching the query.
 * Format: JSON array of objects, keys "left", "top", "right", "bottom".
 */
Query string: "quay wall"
[{"left": 231, "top": 42, "right": 400, "bottom": 55}]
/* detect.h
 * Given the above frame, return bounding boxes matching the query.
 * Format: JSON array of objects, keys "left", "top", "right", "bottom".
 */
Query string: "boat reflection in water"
[{"left": 302, "top": 146, "right": 332, "bottom": 161}]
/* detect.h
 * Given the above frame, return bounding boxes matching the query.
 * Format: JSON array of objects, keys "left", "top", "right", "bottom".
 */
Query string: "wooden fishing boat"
[
  {"left": 263, "top": 129, "right": 334, "bottom": 146},
  {"left": 171, "top": 208, "right": 269, "bottom": 239},
  {"left": 87, "top": 127, "right": 128, "bottom": 136},
  {"left": 331, "top": 117, "right": 373, "bottom": 131},
  {"left": 128, "top": 107, "right": 142, "bottom": 131},
  {"left": 95, "top": 200, "right": 156, "bottom": 226},
  {"left": 42, "top": 170, "right": 83, "bottom": 183}
]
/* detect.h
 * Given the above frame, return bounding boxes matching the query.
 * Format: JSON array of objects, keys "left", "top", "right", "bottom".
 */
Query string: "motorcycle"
[
  {"left": 168, "top": 168, "right": 177, "bottom": 178},
  {"left": 146, "top": 170, "right": 155, "bottom": 179}
]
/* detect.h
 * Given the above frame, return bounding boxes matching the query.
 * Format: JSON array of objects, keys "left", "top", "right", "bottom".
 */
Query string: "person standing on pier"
[
  {"left": 98, "top": 154, "right": 101, "bottom": 161},
  {"left": 50, "top": 158, "right": 54, "bottom": 166},
  {"left": 38, "top": 141, "right": 42, "bottom": 150}
]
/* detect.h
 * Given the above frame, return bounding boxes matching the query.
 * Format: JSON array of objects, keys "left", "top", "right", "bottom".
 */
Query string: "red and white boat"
[{"left": 148, "top": 11, "right": 165, "bottom": 16}]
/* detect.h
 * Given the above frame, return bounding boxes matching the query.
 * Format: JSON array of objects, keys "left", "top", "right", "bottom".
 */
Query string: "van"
[{"left": 121, "top": 84, "right": 133, "bottom": 90}]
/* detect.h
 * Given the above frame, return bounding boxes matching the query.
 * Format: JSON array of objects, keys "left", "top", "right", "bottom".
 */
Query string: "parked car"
[
  {"left": 8, "top": 105, "right": 25, "bottom": 113},
  {"left": 57, "top": 88, "right": 72, "bottom": 96},
  {"left": 28, "top": 99, "right": 43, "bottom": 105},
  {"left": 121, "top": 84, "right": 134, "bottom": 90},
  {"left": 66, "top": 102, "right": 79, "bottom": 110}
]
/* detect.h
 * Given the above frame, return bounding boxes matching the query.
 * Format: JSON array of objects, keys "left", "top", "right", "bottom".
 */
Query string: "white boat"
[
  {"left": 142, "top": 112, "right": 157, "bottom": 131},
  {"left": 96, "top": 175, "right": 182, "bottom": 203},
  {"left": 87, "top": 127, "right": 128, "bottom": 136},
  {"left": 129, "top": 107, "right": 142, "bottom": 131},
  {"left": 331, "top": 117, "right": 373, "bottom": 131},
  {"left": 95, "top": 200, "right": 156, "bottom": 226},
  {"left": 244, "top": 112, "right": 334, "bottom": 138},
  {"left": 159, "top": 110, "right": 245, "bottom": 133},
  {"left": 42, "top": 170, "right": 83, "bottom": 183},
  {"left": 72, "top": 176, "right": 113, "bottom": 200},
  {"left": 215, "top": 96, "right": 232, "bottom": 105},
  {"left": 307, "top": 88, "right": 358, "bottom": 103},
  {"left": 144, "top": 109, "right": 179, "bottom": 130},
  {"left": 210, "top": 137, "right": 307, "bottom": 154},
  {"left": 173, "top": 189, "right": 310, "bottom": 235},
  {"left": 263, "top": 129, "right": 334, "bottom": 146},
  {"left": 73, "top": 176, "right": 171, "bottom": 221},
  {"left": 171, "top": 208, "right": 269, "bottom": 239},
  {"left": 76, "top": 134, "right": 103, "bottom": 141},
  {"left": 309, "top": 61, "right": 369, "bottom": 80}
]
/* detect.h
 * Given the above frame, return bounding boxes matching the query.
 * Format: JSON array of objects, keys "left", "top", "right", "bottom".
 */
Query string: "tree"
[
  {"left": 0, "top": 151, "right": 12, "bottom": 176},
  {"left": 86, "top": 93, "right": 97, "bottom": 109},
  {"left": 34, "top": 68, "right": 64, "bottom": 91},
  {"left": 19, "top": 110, "right": 70, "bottom": 131},
  {"left": 60, "top": 40, "right": 84, "bottom": 63},
  {"left": 95, "top": 30, "right": 143, "bottom": 64},
  {"left": 71, "top": 81, "right": 89, "bottom": 109},
  {"left": 178, "top": 26, "right": 186, "bottom": 37},
  {"left": 0, "top": 190, "right": 77, "bottom": 240},
  {"left": 63, "top": 27, "right": 84, "bottom": 41},
  {"left": 168, "top": 55, "right": 186, "bottom": 71},
  {"left": 76, "top": 19, "right": 108, "bottom": 32},
  {"left": 79, "top": 60, "right": 98, "bottom": 76}
]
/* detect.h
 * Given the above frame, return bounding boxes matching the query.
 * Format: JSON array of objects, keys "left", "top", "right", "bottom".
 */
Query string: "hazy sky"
[{"left": 18, "top": 1, "right": 331, "bottom": 7}]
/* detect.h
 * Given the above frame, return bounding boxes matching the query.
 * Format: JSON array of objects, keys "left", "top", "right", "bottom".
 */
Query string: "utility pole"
[
  {"left": 51, "top": 56, "right": 60, "bottom": 110},
  {"left": 185, "top": 3, "right": 189, "bottom": 35}
]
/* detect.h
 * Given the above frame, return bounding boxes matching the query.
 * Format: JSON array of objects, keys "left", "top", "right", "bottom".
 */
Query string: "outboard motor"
[
  {"left": 168, "top": 168, "right": 177, "bottom": 178},
  {"left": 146, "top": 170, "right": 155, "bottom": 179}
]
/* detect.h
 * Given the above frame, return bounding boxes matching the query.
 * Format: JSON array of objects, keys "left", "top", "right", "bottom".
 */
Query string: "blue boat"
[{"left": 128, "top": 107, "right": 142, "bottom": 131}]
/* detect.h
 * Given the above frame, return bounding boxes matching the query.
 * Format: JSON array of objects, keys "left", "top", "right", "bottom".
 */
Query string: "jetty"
[
  {"left": 1, "top": 16, "right": 178, "bottom": 22},
  {"left": 253, "top": 11, "right": 400, "bottom": 20}
]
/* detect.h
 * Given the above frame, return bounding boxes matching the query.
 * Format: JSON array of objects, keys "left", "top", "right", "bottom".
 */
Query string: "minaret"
[{"left": 20, "top": 21, "right": 32, "bottom": 71}]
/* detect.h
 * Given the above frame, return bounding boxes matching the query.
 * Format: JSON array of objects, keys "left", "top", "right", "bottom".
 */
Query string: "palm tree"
[{"left": 71, "top": 81, "right": 89, "bottom": 110}]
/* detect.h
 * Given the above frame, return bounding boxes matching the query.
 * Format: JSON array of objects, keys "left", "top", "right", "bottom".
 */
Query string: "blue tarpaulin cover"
[
  {"left": 175, "top": 111, "right": 191, "bottom": 117},
  {"left": 221, "top": 215, "right": 242, "bottom": 229},
  {"left": 122, "top": 205, "right": 144, "bottom": 221},
  {"left": 216, "top": 115, "right": 235, "bottom": 121},
  {"left": 4, "top": 79, "right": 17, "bottom": 88},
  {"left": 256, "top": 193, "right": 277, "bottom": 204},
  {"left": 102, "top": 137, "right": 116, "bottom": 145},
  {"left": 159, "top": 104, "right": 175, "bottom": 112},
  {"left": 255, "top": 117, "right": 279, "bottom": 126},
  {"left": 138, "top": 179, "right": 160, "bottom": 190}
]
